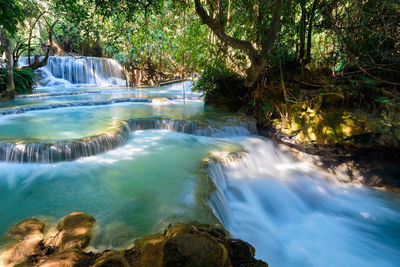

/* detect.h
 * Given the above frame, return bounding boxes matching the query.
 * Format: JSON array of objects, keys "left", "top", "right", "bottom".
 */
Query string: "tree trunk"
[
  {"left": 22, "top": 20, "right": 57, "bottom": 71},
  {"left": 0, "top": 27, "right": 15, "bottom": 96},
  {"left": 305, "top": 0, "right": 319, "bottom": 64},
  {"left": 299, "top": 5, "right": 307, "bottom": 63},
  {"left": 194, "top": 0, "right": 283, "bottom": 88}
]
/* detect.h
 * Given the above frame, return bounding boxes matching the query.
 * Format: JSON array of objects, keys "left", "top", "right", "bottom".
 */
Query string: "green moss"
[{"left": 273, "top": 107, "right": 400, "bottom": 145}]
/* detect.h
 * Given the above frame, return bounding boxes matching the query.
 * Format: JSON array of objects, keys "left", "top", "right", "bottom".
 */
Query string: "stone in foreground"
[{"left": 0, "top": 212, "right": 268, "bottom": 267}]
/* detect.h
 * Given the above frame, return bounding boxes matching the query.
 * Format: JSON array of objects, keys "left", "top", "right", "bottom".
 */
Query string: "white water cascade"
[
  {"left": 0, "top": 117, "right": 257, "bottom": 163},
  {"left": 208, "top": 137, "right": 400, "bottom": 267},
  {"left": 20, "top": 56, "right": 126, "bottom": 87}
]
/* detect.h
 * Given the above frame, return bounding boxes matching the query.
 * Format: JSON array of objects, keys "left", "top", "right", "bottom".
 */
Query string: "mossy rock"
[
  {"left": 36, "top": 248, "right": 84, "bottom": 267},
  {"left": 93, "top": 251, "right": 130, "bottom": 267},
  {"left": 274, "top": 107, "right": 400, "bottom": 146},
  {"left": 55, "top": 212, "right": 96, "bottom": 250},
  {"left": 10, "top": 218, "right": 45, "bottom": 239},
  {"left": 127, "top": 234, "right": 166, "bottom": 267},
  {"left": 163, "top": 233, "right": 230, "bottom": 267},
  {"left": 165, "top": 222, "right": 229, "bottom": 241},
  {"left": 1, "top": 216, "right": 268, "bottom": 267}
]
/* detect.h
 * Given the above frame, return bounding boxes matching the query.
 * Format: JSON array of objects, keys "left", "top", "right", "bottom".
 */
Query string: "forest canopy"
[{"left": 0, "top": 0, "right": 399, "bottom": 117}]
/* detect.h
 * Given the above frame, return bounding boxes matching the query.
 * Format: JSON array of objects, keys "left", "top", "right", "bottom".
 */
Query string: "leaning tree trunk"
[
  {"left": 0, "top": 27, "right": 15, "bottom": 96},
  {"left": 21, "top": 20, "right": 57, "bottom": 71},
  {"left": 194, "top": 0, "right": 283, "bottom": 88}
]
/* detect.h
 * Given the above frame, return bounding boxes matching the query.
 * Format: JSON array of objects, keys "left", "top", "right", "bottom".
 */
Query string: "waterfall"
[
  {"left": 126, "top": 117, "right": 258, "bottom": 137},
  {"left": 0, "top": 117, "right": 257, "bottom": 163},
  {"left": 19, "top": 56, "right": 126, "bottom": 87},
  {"left": 0, "top": 122, "right": 132, "bottom": 163},
  {"left": 207, "top": 137, "right": 400, "bottom": 267}
]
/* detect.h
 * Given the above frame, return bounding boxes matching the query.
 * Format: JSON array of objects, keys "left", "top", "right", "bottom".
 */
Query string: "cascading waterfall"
[
  {"left": 0, "top": 78, "right": 399, "bottom": 267},
  {"left": 19, "top": 56, "right": 126, "bottom": 86},
  {"left": 0, "top": 117, "right": 257, "bottom": 163},
  {"left": 126, "top": 117, "right": 258, "bottom": 137},
  {"left": 207, "top": 137, "right": 400, "bottom": 267},
  {"left": 0, "top": 122, "right": 132, "bottom": 163}
]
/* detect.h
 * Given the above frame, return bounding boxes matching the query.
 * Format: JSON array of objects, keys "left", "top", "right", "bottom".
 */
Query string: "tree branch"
[{"left": 194, "top": 0, "right": 265, "bottom": 87}]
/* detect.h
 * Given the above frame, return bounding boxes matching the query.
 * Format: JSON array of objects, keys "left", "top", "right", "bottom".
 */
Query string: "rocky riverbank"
[
  {"left": 260, "top": 121, "right": 400, "bottom": 193},
  {"left": 0, "top": 212, "right": 267, "bottom": 267}
]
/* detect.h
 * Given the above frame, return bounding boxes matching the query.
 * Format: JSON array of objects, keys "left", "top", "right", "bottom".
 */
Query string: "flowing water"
[
  {"left": 19, "top": 56, "right": 126, "bottom": 86},
  {"left": 1, "top": 57, "right": 399, "bottom": 266}
]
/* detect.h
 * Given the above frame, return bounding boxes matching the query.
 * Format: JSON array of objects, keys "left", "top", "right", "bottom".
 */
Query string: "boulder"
[
  {"left": 163, "top": 233, "right": 229, "bottom": 267},
  {"left": 53, "top": 212, "right": 96, "bottom": 250},
  {"left": 127, "top": 234, "right": 166, "bottom": 267},
  {"left": 10, "top": 219, "right": 45, "bottom": 239},
  {"left": 36, "top": 248, "right": 83, "bottom": 267},
  {"left": 165, "top": 222, "right": 229, "bottom": 241},
  {"left": 0, "top": 219, "right": 45, "bottom": 266},
  {"left": 92, "top": 251, "right": 130, "bottom": 267},
  {"left": 226, "top": 239, "right": 268, "bottom": 267},
  {"left": 0, "top": 214, "right": 268, "bottom": 267}
]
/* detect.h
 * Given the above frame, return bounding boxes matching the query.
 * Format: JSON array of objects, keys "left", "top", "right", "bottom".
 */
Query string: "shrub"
[
  {"left": 0, "top": 67, "right": 36, "bottom": 94},
  {"left": 194, "top": 64, "right": 248, "bottom": 110}
]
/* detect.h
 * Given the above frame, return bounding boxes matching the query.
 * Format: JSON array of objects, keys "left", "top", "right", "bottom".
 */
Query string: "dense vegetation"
[
  {"left": 0, "top": 67, "right": 35, "bottom": 93},
  {"left": 1, "top": 0, "right": 399, "bottom": 143}
]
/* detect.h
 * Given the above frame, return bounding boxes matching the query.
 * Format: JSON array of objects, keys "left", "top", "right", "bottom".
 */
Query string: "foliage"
[
  {"left": 98, "top": 0, "right": 216, "bottom": 76},
  {"left": 0, "top": 67, "right": 35, "bottom": 93},
  {"left": 0, "top": 0, "right": 398, "bottom": 114},
  {"left": 0, "top": 0, "right": 23, "bottom": 35},
  {"left": 194, "top": 63, "right": 248, "bottom": 110}
]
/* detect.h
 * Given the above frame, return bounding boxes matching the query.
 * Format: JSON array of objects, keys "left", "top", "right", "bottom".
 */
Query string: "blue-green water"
[
  {"left": 0, "top": 83, "right": 399, "bottom": 267},
  {"left": 0, "top": 130, "right": 237, "bottom": 249}
]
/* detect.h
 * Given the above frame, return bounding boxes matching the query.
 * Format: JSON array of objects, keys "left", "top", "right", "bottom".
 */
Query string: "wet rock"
[
  {"left": 226, "top": 239, "right": 268, "bottom": 267},
  {"left": 165, "top": 222, "right": 229, "bottom": 241},
  {"left": 127, "top": 234, "right": 166, "bottom": 267},
  {"left": 163, "top": 222, "right": 231, "bottom": 267},
  {"left": 10, "top": 218, "right": 46, "bottom": 240},
  {"left": 261, "top": 123, "right": 400, "bottom": 191},
  {"left": 92, "top": 251, "right": 130, "bottom": 267},
  {"left": 163, "top": 233, "right": 229, "bottom": 267},
  {"left": 209, "top": 151, "right": 249, "bottom": 164},
  {"left": 226, "top": 239, "right": 255, "bottom": 259},
  {"left": 36, "top": 248, "right": 83, "bottom": 267},
  {"left": 0, "top": 214, "right": 268, "bottom": 267},
  {"left": 0, "top": 219, "right": 45, "bottom": 266},
  {"left": 53, "top": 212, "right": 96, "bottom": 250}
]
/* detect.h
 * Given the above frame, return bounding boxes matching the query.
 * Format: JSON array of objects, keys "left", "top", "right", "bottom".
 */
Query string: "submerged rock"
[{"left": 0, "top": 213, "right": 268, "bottom": 267}]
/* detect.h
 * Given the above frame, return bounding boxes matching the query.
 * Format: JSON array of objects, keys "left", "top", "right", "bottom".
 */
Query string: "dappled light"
[{"left": 0, "top": 0, "right": 399, "bottom": 266}]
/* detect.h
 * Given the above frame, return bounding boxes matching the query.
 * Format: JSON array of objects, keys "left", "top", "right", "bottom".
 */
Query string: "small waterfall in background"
[
  {"left": 19, "top": 56, "right": 126, "bottom": 87},
  {"left": 208, "top": 137, "right": 400, "bottom": 267}
]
